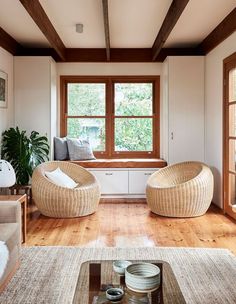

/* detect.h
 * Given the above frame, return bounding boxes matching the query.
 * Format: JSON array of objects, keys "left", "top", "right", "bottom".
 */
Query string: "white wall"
[
  {"left": 57, "top": 61, "right": 206, "bottom": 162},
  {"left": 162, "top": 56, "right": 205, "bottom": 163},
  {"left": 168, "top": 56, "right": 205, "bottom": 164},
  {"left": 57, "top": 62, "right": 163, "bottom": 146},
  {"left": 57, "top": 62, "right": 162, "bottom": 76},
  {"left": 50, "top": 60, "right": 57, "bottom": 154},
  {"left": 14, "top": 57, "right": 51, "bottom": 136},
  {"left": 161, "top": 60, "right": 169, "bottom": 159},
  {"left": 205, "top": 32, "right": 236, "bottom": 208},
  {"left": 14, "top": 56, "right": 57, "bottom": 159},
  {"left": 0, "top": 47, "right": 14, "bottom": 147}
]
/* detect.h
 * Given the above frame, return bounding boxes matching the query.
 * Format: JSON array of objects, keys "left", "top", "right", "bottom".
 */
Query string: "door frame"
[{"left": 223, "top": 52, "right": 236, "bottom": 219}]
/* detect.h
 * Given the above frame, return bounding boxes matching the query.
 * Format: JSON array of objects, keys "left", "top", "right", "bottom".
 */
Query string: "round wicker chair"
[
  {"left": 146, "top": 161, "right": 214, "bottom": 218},
  {"left": 32, "top": 161, "right": 100, "bottom": 218}
]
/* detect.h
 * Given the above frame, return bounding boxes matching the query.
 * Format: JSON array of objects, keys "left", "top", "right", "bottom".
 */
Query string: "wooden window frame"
[
  {"left": 60, "top": 75, "right": 160, "bottom": 159},
  {"left": 223, "top": 52, "right": 236, "bottom": 219}
]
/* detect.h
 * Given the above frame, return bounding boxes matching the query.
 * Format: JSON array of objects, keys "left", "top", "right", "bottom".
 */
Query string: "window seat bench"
[
  {"left": 70, "top": 159, "right": 167, "bottom": 198},
  {"left": 71, "top": 158, "right": 167, "bottom": 168}
]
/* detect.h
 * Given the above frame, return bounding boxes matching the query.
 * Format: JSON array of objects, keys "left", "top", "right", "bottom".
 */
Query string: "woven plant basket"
[
  {"left": 146, "top": 161, "right": 214, "bottom": 218},
  {"left": 32, "top": 161, "right": 100, "bottom": 218}
]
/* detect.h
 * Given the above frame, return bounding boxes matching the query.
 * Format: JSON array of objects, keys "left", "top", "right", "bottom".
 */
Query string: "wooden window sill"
[{"left": 70, "top": 158, "right": 167, "bottom": 168}]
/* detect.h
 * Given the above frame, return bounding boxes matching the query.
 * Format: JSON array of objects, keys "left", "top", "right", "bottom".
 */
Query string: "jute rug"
[{"left": 0, "top": 247, "right": 236, "bottom": 304}]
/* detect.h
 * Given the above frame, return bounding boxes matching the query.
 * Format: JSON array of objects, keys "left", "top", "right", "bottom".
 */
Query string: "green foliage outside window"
[{"left": 67, "top": 82, "right": 153, "bottom": 152}]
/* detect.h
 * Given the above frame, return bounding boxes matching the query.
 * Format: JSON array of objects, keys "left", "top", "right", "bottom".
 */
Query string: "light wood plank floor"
[{"left": 25, "top": 200, "right": 236, "bottom": 255}]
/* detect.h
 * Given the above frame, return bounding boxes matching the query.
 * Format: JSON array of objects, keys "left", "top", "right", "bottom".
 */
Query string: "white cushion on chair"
[{"left": 45, "top": 167, "right": 78, "bottom": 189}]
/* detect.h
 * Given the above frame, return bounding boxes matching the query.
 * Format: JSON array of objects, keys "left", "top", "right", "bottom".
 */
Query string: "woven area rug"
[{"left": 0, "top": 247, "right": 236, "bottom": 304}]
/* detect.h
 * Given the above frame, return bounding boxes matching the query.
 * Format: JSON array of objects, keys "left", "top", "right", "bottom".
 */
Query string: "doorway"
[{"left": 223, "top": 52, "right": 236, "bottom": 220}]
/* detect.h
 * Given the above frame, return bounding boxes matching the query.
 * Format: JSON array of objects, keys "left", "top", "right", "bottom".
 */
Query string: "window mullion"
[{"left": 106, "top": 79, "right": 113, "bottom": 157}]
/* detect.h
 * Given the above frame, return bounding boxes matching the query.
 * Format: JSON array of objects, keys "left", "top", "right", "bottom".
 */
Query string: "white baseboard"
[{"left": 100, "top": 194, "right": 146, "bottom": 199}]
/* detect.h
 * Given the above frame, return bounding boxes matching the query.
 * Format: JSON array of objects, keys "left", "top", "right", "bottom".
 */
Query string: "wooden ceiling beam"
[
  {"left": 19, "top": 0, "right": 66, "bottom": 60},
  {"left": 152, "top": 0, "right": 189, "bottom": 61},
  {"left": 17, "top": 47, "right": 62, "bottom": 61},
  {"left": 102, "top": 0, "right": 111, "bottom": 61},
  {"left": 0, "top": 27, "right": 22, "bottom": 55},
  {"left": 65, "top": 48, "right": 151, "bottom": 62},
  {"left": 61, "top": 48, "right": 152, "bottom": 62},
  {"left": 65, "top": 48, "right": 107, "bottom": 62},
  {"left": 197, "top": 8, "right": 236, "bottom": 55},
  {"left": 62, "top": 47, "right": 201, "bottom": 62},
  {"left": 157, "top": 47, "right": 203, "bottom": 61}
]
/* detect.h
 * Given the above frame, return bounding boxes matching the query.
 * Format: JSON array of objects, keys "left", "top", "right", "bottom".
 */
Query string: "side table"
[
  {"left": 9, "top": 184, "right": 32, "bottom": 204},
  {"left": 0, "top": 194, "right": 27, "bottom": 243}
]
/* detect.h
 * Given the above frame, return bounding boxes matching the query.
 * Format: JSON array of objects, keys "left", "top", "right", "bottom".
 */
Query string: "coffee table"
[
  {"left": 0, "top": 194, "right": 27, "bottom": 243},
  {"left": 73, "top": 260, "right": 186, "bottom": 304}
]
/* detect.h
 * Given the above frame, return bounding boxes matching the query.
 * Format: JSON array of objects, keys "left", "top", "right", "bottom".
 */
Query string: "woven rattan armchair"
[
  {"left": 146, "top": 161, "right": 214, "bottom": 218},
  {"left": 32, "top": 161, "right": 100, "bottom": 218}
]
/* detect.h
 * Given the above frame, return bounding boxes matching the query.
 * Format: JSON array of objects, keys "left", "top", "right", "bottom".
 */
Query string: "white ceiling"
[
  {"left": 165, "top": 0, "right": 236, "bottom": 48},
  {"left": 0, "top": 0, "right": 50, "bottom": 47},
  {"left": 0, "top": 0, "right": 235, "bottom": 49},
  {"left": 40, "top": 0, "right": 105, "bottom": 48},
  {"left": 39, "top": 0, "right": 172, "bottom": 48},
  {"left": 108, "top": 0, "right": 172, "bottom": 48}
]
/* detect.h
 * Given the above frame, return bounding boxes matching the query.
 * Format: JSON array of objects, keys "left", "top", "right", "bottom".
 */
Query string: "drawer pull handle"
[
  {"left": 105, "top": 173, "right": 113, "bottom": 176},
  {"left": 144, "top": 173, "right": 152, "bottom": 175}
]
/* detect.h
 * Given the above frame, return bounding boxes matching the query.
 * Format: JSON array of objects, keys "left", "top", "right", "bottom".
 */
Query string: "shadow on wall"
[{"left": 210, "top": 166, "right": 222, "bottom": 209}]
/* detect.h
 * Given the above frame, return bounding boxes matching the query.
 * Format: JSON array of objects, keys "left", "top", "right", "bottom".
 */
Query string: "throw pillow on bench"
[{"left": 54, "top": 137, "right": 95, "bottom": 161}]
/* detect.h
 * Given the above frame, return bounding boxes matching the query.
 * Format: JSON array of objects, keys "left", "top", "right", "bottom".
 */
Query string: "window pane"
[
  {"left": 68, "top": 83, "right": 105, "bottom": 116},
  {"left": 115, "top": 83, "right": 152, "bottom": 116},
  {"left": 229, "top": 139, "right": 236, "bottom": 172},
  {"left": 67, "top": 118, "right": 105, "bottom": 151},
  {"left": 229, "top": 104, "right": 236, "bottom": 136},
  {"left": 229, "top": 68, "right": 236, "bottom": 102},
  {"left": 115, "top": 118, "right": 152, "bottom": 151},
  {"left": 229, "top": 174, "right": 236, "bottom": 207}
]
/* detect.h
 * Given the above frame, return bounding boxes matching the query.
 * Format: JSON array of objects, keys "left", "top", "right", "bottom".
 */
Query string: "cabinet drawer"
[
  {"left": 90, "top": 170, "right": 128, "bottom": 194},
  {"left": 129, "top": 170, "right": 156, "bottom": 194}
]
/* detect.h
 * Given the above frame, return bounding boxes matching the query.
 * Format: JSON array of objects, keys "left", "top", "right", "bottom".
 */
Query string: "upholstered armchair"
[{"left": 0, "top": 201, "right": 21, "bottom": 293}]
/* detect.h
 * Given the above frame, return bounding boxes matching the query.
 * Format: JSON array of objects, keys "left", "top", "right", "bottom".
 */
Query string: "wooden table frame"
[
  {"left": 73, "top": 260, "right": 186, "bottom": 304},
  {"left": 9, "top": 185, "right": 32, "bottom": 204},
  {"left": 0, "top": 194, "right": 27, "bottom": 243}
]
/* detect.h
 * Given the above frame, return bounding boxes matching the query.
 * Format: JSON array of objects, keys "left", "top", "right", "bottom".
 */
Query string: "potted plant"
[{"left": 1, "top": 127, "right": 49, "bottom": 185}]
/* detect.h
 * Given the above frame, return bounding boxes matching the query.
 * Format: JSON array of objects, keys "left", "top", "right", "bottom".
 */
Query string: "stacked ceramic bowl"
[
  {"left": 113, "top": 260, "right": 132, "bottom": 275},
  {"left": 125, "top": 262, "right": 160, "bottom": 293}
]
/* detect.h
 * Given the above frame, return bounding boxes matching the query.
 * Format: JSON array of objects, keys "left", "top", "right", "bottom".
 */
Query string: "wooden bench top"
[{"left": 71, "top": 158, "right": 167, "bottom": 168}]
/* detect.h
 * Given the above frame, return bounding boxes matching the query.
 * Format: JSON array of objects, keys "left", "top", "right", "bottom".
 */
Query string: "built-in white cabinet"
[
  {"left": 162, "top": 56, "right": 205, "bottom": 164},
  {"left": 90, "top": 168, "right": 158, "bottom": 197},
  {"left": 129, "top": 170, "right": 154, "bottom": 194},
  {"left": 91, "top": 170, "right": 128, "bottom": 194}
]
